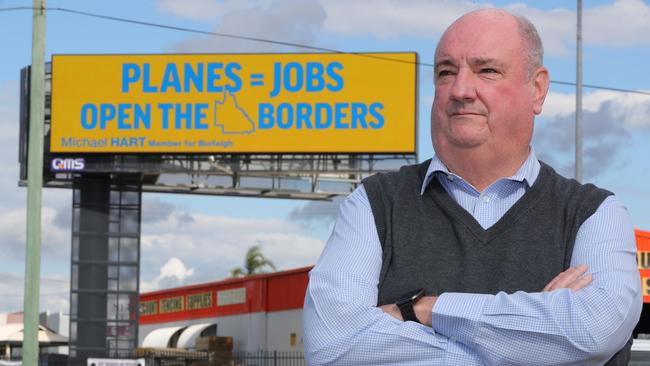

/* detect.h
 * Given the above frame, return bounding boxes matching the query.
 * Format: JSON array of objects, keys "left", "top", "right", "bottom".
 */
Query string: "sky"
[{"left": 0, "top": 0, "right": 649, "bottom": 313}]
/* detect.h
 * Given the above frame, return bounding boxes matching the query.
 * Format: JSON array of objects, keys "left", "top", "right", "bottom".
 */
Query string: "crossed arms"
[{"left": 303, "top": 186, "right": 642, "bottom": 365}]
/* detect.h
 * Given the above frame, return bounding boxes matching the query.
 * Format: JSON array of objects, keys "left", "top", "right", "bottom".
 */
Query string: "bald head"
[
  {"left": 436, "top": 9, "right": 543, "bottom": 79},
  {"left": 430, "top": 7, "right": 550, "bottom": 189}
]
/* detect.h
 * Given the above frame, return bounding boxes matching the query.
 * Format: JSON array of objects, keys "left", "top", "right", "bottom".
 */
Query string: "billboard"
[{"left": 50, "top": 53, "right": 417, "bottom": 153}]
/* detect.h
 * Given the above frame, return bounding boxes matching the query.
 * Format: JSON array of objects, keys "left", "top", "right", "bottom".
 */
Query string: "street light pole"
[{"left": 23, "top": 0, "right": 46, "bottom": 364}]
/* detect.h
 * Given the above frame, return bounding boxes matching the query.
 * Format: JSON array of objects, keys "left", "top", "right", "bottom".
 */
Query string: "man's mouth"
[{"left": 450, "top": 111, "right": 483, "bottom": 116}]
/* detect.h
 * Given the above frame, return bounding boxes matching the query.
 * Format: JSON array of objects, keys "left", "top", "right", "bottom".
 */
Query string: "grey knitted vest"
[{"left": 363, "top": 159, "right": 631, "bottom": 365}]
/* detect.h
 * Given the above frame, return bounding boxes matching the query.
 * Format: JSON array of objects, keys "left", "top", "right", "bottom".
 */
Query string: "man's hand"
[
  {"left": 379, "top": 296, "right": 437, "bottom": 326},
  {"left": 378, "top": 303, "right": 403, "bottom": 321},
  {"left": 543, "top": 264, "right": 593, "bottom": 292}
]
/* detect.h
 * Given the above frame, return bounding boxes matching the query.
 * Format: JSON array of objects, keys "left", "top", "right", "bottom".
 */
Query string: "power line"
[
  {"left": 550, "top": 80, "right": 650, "bottom": 96},
  {"left": 0, "top": 6, "right": 32, "bottom": 11},
  {"left": 2, "top": 5, "right": 650, "bottom": 96},
  {"left": 3, "top": 277, "right": 68, "bottom": 283},
  {"left": 50, "top": 7, "right": 419, "bottom": 66}
]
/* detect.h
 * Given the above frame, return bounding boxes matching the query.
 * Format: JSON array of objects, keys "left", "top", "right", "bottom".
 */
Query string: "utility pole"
[
  {"left": 575, "top": 0, "right": 583, "bottom": 182},
  {"left": 23, "top": 0, "right": 46, "bottom": 365}
]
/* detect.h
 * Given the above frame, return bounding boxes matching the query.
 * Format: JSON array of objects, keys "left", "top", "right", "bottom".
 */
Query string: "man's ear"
[{"left": 532, "top": 66, "right": 549, "bottom": 115}]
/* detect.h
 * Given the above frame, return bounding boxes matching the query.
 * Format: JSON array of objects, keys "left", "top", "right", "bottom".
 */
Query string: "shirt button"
[
  {"left": 446, "top": 175, "right": 454, "bottom": 181},
  {"left": 482, "top": 196, "right": 490, "bottom": 203}
]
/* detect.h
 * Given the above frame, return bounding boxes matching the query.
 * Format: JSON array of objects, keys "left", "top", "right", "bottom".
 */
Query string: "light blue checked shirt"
[{"left": 304, "top": 150, "right": 642, "bottom": 365}]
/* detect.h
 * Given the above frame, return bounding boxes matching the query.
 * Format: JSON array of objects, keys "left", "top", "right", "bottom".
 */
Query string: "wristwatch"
[{"left": 396, "top": 288, "right": 425, "bottom": 323}]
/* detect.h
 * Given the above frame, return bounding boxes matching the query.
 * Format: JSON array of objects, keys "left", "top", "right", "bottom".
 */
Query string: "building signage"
[
  {"left": 186, "top": 291, "right": 212, "bottom": 310},
  {"left": 217, "top": 288, "right": 246, "bottom": 306},
  {"left": 637, "top": 230, "right": 650, "bottom": 303},
  {"left": 51, "top": 53, "right": 417, "bottom": 153},
  {"left": 159, "top": 296, "right": 184, "bottom": 313},
  {"left": 50, "top": 157, "right": 85, "bottom": 171},
  {"left": 139, "top": 300, "right": 157, "bottom": 316},
  {"left": 639, "top": 249, "right": 650, "bottom": 302}
]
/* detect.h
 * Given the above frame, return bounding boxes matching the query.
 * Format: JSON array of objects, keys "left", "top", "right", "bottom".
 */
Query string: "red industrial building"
[
  {"left": 139, "top": 229, "right": 650, "bottom": 350},
  {"left": 139, "top": 266, "right": 310, "bottom": 352}
]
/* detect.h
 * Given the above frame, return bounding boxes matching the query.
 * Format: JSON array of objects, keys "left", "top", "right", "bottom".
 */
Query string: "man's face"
[{"left": 431, "top": 12, "right": 543, "bottom": 156}]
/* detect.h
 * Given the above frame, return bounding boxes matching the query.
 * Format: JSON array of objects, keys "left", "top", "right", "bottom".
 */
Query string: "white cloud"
[
  {"left": 156, "top": 1, "right": 650, "bottom": 59},
  {"left": 541, "top": 90, "right": 650, "bottom": 128},
  {"left": 541, "top": 92, "right": 577, "bottom": 119},
  {"left": 0, "top": 79, "right": 73, "bottom": 313},
  {"left": 167, "top": 0, "right": 327, "bottom": 53},
  {"left": 322, "top": 0, "right": 481, "bottom": 40},
  {"left": 584, "top": 0, "right": 650, "bottom": 47},
  {"left": 140, "top": 208, "right": 325, "bottom": 290},
  {"left": 0, "top": 80, "right": 21, "bottom": 181},
  {"left": 533, "top": 88, "right": 650, "bottom": 180},
  {"left": 250, "top": 232, "right": 322, "bottom": 270},
  {"left": 288, "top": 197, "right": 343, "bottom": 224},
  {"left": 321, "top": 0, "right": 650, "bottom": 57},
  {"left": 141, "top": 257, "right": 196, "bottom": 292},
  {"left": 0, "top": 206, "right": 71, "bottom": 264},
  {"left": 514, "top": 0, "right": 650, "bottom": 56},
  {"left": 141, "top": 198, "right": 176, "bottom": 223},
  {"left": 505, "top": 4, "right": 574, "bottom": 57},
  {"left": 0, "top": 273, "right": 69, "bottom": 313},
  {"left": 0, "top": 80, "right": 72, "bottom": 210},
  {"left": 157, "top": 0, "right": 224, "bottom": 21},
  {"left": 0, "top": 80, "right": 18, "bottom": 143},
  {"left": 159, "top": 257, "right": 195, "bottom": 280}
]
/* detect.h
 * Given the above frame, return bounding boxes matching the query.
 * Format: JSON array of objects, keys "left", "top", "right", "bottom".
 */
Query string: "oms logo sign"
[
  {"left": 50, "top": 53, "right": 416, "bottom": 154},
  {"left": 51, "top": 157, "right": 85, "bottom": 172}
]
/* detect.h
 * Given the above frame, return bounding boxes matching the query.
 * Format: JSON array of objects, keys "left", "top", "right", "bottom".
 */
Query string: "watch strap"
[{"left": 398, "top": 301, "right": 420, "bottom": 323}]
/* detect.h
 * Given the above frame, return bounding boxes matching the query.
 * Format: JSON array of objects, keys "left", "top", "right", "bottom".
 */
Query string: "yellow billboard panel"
[{"left": 50, "top": 53, "right": 417, "bottom": 153}]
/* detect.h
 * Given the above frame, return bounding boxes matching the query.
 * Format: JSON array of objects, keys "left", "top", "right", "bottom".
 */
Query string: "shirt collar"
[{"left": 419, "top": 147, "right": 541, "bottom": 195}]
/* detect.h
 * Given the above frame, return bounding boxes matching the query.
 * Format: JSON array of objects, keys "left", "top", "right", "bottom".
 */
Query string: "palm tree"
[{"left": 230, "top": 245, "right": 276, "bottom": 278}]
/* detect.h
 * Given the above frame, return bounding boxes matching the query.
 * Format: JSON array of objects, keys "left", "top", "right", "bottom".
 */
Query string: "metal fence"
[
  {"left": 228, "top": 351, "right": 305, "bottom": 366},
  {"left": 0, "top": 353, "right": 68, "bottom": 366},
  {"left": 136, "top": 350, "right": 305, "bottom": 366},
  {"left": 0, "top": 351, "right": 306, "bottom": 366}
]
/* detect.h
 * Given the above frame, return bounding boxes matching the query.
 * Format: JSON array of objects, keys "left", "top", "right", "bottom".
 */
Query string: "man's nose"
[{"left": 450, "top": 69, "right": 477, "bottom": 102}]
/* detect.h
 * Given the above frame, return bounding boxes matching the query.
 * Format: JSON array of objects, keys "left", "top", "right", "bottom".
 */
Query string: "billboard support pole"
[{"left": 23, "top": 0, "right": 46, "bottom": 365}]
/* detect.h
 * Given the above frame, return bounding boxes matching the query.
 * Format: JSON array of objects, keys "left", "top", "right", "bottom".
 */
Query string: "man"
[{"left": 303, "top": 9, "right": 642, "bottom": 366}]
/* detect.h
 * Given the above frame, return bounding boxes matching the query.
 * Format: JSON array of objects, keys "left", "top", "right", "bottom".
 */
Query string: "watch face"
[{"left": 396, "top": 288, "right": 424, "bottom": 306}]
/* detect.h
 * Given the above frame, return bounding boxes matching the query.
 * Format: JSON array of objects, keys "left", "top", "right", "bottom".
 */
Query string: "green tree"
[{"left": 230, "top": 245, "right": 276, "bottom": 278}]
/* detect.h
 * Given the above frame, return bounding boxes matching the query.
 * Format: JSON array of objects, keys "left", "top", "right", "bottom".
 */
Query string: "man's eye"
[
  {"left": 438, "top": 70, "right": 454, "bottom": 77},
  {"left": 481, "top": 68, "right": 498, "bottom": 74}
]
